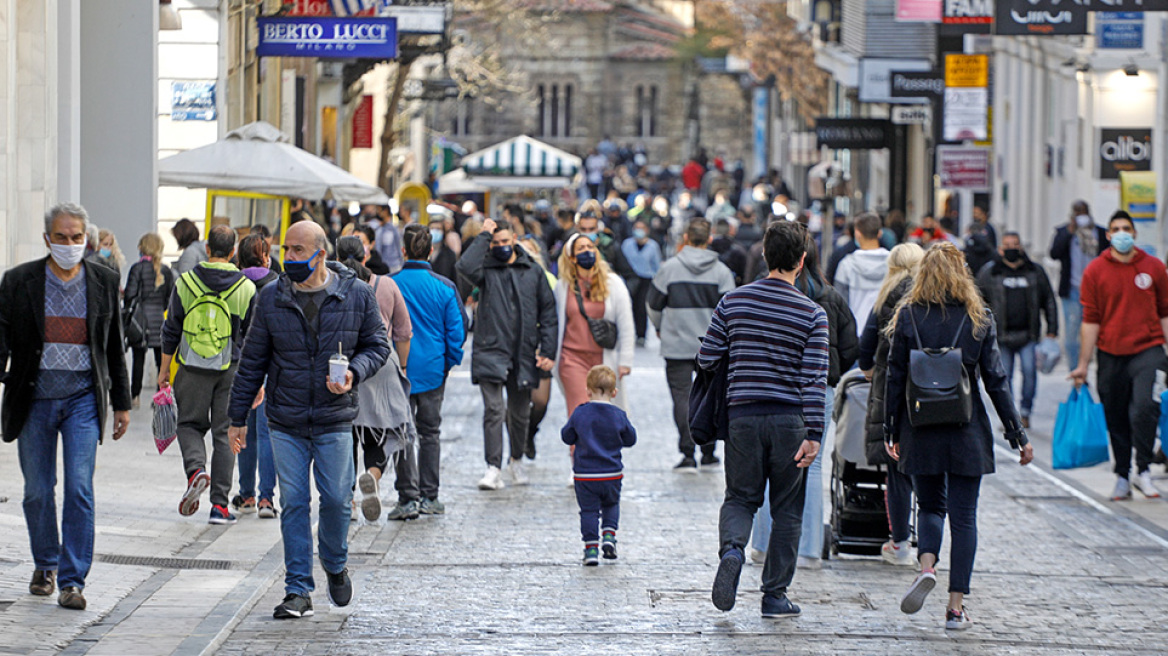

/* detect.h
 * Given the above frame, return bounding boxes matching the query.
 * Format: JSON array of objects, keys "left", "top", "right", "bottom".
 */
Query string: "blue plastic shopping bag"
[
  {"left": 1052, "top": 385, "right": 1110, "bottom": 470},
  {"left": 1159, "top": 390, "right": 1168, "bottom": 443}
]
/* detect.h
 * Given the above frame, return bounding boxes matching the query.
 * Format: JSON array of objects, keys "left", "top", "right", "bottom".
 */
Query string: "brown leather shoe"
[
  {"left": 58, "top": 586, "right": 86, "bottom": 610},
  {"left": 1021, "top": 416, "right": 1031, "bottom": 429},
  {"left": 29, "top": 570, "right": 55, "bottom": 596}
]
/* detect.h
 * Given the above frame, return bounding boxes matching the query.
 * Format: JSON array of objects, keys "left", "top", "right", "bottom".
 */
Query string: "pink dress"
[{"left": 560, "top": 278, "right": 605, "bottom": 416}]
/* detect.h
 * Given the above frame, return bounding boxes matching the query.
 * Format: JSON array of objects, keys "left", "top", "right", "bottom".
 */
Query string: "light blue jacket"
[{"left": 392, "top": 261, "right": 465, "bottom": 394}]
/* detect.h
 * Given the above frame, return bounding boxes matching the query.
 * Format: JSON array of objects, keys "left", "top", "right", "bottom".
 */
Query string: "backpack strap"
[
  {"left": 908, "top": 306, "right": 969, "bottom": 350},
  {"left": 372, "top": 275, "right": 382, "bottom": 293},
  {"left": 950, "top": 314, "right": 968, "bottom": 349},
  {"left": 907, "top": 306, "right": 923, "bottom": 350}
]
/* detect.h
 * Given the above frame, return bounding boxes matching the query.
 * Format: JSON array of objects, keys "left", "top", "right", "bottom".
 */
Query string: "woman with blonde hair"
[
  {"left": 553, "top": 232, "right": 634, "bottom": 416},
  {"left": 123, "top": 232, "right": 175, "bottom": 407},
  {"left": 89, "top": 228, "right": 126, "bottom": 276},
  {"left": 857, "top": 242, "right": 924, "bottom": 567},
  {"left": 884, "top": 242, "right": 1033, "bottom": 630}
]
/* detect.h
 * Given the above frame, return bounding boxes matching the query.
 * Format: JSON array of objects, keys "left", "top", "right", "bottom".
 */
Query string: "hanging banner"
[
  {"left": 1120, "top": 170, "right": 1156, "bottom": 219},
  {"left": 897, "top": 0, "right": 943, "bottom": 21},
  {"left": 994, "top": 0, "right": 1090, "bottom": 34},
  {"left": 941, "top": 0, "right": 993, "bottom": 34},
  {"left": 937, "top": 146, "right": 992, "bottom": 191},
  {"left": 171, "top": 81, "right": 216, "bottom": 121},
  {"left": 256, "top": 17, "right": 398, "bottom": 59},
  {"left": 352, "top": 95, "right": 374, "bottom": 148}
]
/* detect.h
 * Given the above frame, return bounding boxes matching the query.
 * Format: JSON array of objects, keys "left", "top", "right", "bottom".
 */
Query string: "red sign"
[
  {"left": 285, "top": 0, "right": 375, "bottom": 17},
  {"left": 352, "top": 95, "right": 374, "bottom": 149},
  {"left": 937, "top": 146, "right": 991, "bottom": 191}
]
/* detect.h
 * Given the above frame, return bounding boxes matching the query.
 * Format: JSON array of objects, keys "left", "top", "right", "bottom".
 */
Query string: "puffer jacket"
[
  {"left": 124, "top": 259, "right": 175, "bottom": 349},
  {"left": 228, "top": 262, "right": 390, "bottom": 435},
  {"left": 860, "top": 277, "right": 911, "bottom": 465},
  {"left": 798, "top": 277, "right": 858, "bottom": 388},
  {"left": 456, "top": 232, "right": 557, "bottom": 390}
]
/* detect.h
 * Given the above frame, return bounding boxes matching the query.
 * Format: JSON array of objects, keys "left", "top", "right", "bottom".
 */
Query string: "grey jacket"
[{"left": 647, "top": 246, "right": 736, "bottom": 360}]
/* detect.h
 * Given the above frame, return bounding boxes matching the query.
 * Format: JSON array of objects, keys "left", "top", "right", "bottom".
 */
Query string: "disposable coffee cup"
[{"left": 329, "top": 342, "right": 349, "bottom": 385}]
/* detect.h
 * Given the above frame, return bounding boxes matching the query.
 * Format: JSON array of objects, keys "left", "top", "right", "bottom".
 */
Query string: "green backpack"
[{"left": 178, "top": 273, "right": 247, "bottom": 371}]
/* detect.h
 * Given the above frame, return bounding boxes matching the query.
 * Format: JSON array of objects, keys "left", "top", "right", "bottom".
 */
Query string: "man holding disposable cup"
[{"left": 227, "top": 221, "right": 390, "bottom": 620}]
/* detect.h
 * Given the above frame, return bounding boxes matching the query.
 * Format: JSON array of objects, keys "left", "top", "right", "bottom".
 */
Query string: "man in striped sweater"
[{"left": 697, "top": 220, "right": 829, "bottom": 619}]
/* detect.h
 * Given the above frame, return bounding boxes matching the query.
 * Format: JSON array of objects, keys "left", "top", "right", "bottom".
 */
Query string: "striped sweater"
[{"left": 697, "top": 278, "right": 830, "bottom": 441}]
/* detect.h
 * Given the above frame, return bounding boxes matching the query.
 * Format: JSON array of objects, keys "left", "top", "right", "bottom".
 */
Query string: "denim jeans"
[
  {"left": 999, "top": 341, "right": 1037, "bottom": 416},
  {"left": 238, "top": 401, "right": 276, "bottom": 501},
  {"left": 1061, "top": 288, "right": 1081, "bottom": 370},
  {"left": 18, "top": 389, "right": 101, "bottom": 590},
  {"left": 270, "top": 428, "right": 355, "bottom": 596},
  {"left": 751, "top": 389, "right": 832, "bottom": 560},
  {"left": 913, "top": 473, "right": 981, "bottom": 594},
  {"left": 411, "top": 384, "right": 446, "bottom": 500},
  {"left": 721, "top": 413, "right": 808, "bottom": 596}
]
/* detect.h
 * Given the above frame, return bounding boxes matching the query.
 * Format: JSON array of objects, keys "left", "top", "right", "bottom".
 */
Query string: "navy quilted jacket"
[{"left": 228, "top": 262, "right": 390, "bottom": 435}]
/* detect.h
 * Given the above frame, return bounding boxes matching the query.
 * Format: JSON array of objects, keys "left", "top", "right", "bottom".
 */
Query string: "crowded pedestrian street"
[{"left": 0, "top": 341, "right": 1162, "bottom": 655}]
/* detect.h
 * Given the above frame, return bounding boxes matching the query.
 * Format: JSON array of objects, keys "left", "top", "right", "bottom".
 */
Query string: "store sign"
[
  {"left": 815, "top": 118, "right": 893, "bottom": 150},
  {"left": 937, "top": 146, "right": 991, "bottom": 191},
  {"left": 943, "top": 88, "right": 989, "bottom": 141},
  {"left": 859, "top": 59, "right": 933, "bottom": 104},
  {"left": 892, "top": 105, "right": 932, "bottom": 124},
  {"left": 897, "top": 0, "right": 943, "bottom": 21},
  {"left": 171, "top": 81, "right": 216, "bottom": 121},
  {"left": 1023, "top": 0, "right": 1168, "bottom": 11},
  {"left": 1098, "top": 12, "right": 1144, "bottom": 48},
  {"left": 1120, "top": 170, "right": 1157, "bottom": 220},
  {"left": 941, "top": 0, "right": 993, "bottom": 34},
  {"left": 889, "top": 70, "right": 945, "bottom": 99},
  {"left": 1099, "top": 128, "right": 1152, "bottom": 179},
  {"left": 256, "top": 17, "right": 397, "bottom": 59},
  {"left": 994, "top": 0, "right": 1089, "bottom": 34},
  {"left": 352, "top": 95, "right": 374, "bottom": 148},
  {"left": 945, "top": 54, "right": 989, "bottom": 87}
]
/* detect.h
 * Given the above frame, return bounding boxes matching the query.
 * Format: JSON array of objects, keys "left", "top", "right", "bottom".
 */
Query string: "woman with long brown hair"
[
  {"left": 123, "top": 233, "right": 174, "bottom": 407},
  {"left": 884, "top": 242, "right": 1033, "bottom": 630}
]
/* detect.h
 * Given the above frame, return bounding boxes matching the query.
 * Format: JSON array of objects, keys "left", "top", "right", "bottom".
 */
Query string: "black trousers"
[
  {"left": 131, "top": 346, "right": 163, "bottom": 400},
  {"left": 1097, "top": 346, "right": 1166, "bottom": 478},
  {"left": 665, "top": 359, "right": 715, "bottom": 458},
  {"left": 626, "top": 277, "right": 652, "bottom": 340}
]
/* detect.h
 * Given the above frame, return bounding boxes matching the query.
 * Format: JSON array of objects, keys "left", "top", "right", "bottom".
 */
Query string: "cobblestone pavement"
[{"left": 2, "top": 340, "right": 1168, "bottom": 654}]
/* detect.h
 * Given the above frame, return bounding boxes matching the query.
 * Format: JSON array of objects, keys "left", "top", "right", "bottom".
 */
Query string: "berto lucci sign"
[{"left": 257, "top": 16, "right": 398, "bottom": 58}]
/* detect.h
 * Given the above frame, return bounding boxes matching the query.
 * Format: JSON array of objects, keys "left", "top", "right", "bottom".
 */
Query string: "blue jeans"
[
  {"left": 1061, "top": 288, "right": 1081, "bottom": 370},
  {"left": 751, "top": 388, "right": 832, "bottom": 560},
  {"left": 18, "top": 389, "right": 101, "bottom": 590},
  {"left": 914, "top": 473, "right": 981, "bottom": 594},
  {"left": 238, "top": 401, "right": 276, "bottom": 501},
  {"left": 999, "top": 342, "right": 1037, "bottom": 416},
  {"left": 270, "top": 428, "right": 355, "bottom": 596}
]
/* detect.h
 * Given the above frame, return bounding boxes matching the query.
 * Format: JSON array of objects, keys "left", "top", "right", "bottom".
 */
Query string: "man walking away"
[
  {"left": 1070, "top": 211, "right": 1168, "bottom": 501},
  {"left": 699, "top": 220, "right": 829, "bottom": 618},
  {"left": 647, "top": 218, "right": 736, "bottom": 471},
  {"left": 620, "top": 220, "right": 662, "bottom": 347},
  {"left": 456, "top": 217, "right": 557, "bottom": 490},
  {"left": 160, "top": 225, "right": 256, "bottom": 525},
  {"left": 834, "top": 212, "right": 890, "bottom": 336},
  {"left": 228, "top": 220, "right": 390, "bottom": 619},
  {"left": 0, "top": 203, "right": 131, "bottom": 611},
  {"left": 976, "top": 232, "right": 1058, "bottom": 428},
  {"left": 1049, "top": 200, "right": 1109, "bottom": 368}
]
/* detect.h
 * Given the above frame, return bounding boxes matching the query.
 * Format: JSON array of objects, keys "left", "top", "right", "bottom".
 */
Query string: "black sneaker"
[
  {"left": 602, "top": 532, "right": 618, "bottom": 560},
  {"left": 326, "top": 568, "right": 353, "bottom": 607},
  {"left": 673, "top": 456, "right": 698, "bottom": 473},
  {"left": 761, "top": 592, "right": 801, "bottom": 618},
  {"left": 700, "top": 454, "right": 721, "bottom": 469},
  {"left": 712, "top": 547, "right": 744, "bottom": 611},
  {"left": 273, "top": 593, "right": 314, "bottom": 619}
]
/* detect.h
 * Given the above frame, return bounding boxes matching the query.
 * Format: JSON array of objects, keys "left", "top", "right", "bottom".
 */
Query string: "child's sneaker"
[
  {"left": 945, "top": 606, "right": 973, "bottom": 630},
  {"left": 582, "top": 544, "right": 600, "bottom": 566},
  {"left": 601, "top": 531, "right": 618, "bottom": 560}
]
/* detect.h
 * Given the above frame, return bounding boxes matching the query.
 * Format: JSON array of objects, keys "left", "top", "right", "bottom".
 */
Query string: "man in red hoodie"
[{"left": 1071, "top": 211, "right": 1168, "bottom": 501}]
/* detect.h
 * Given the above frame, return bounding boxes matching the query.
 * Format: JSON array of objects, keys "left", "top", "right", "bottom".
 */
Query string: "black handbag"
[
  {"left": 123, "top": 298, "right": 148, "bottom": 349},
  {"left": 574, "top": 284, "right": 618, "bottom": 350},
  {"left": 906, "top": 309, "right": 972, "bottom": 428}
]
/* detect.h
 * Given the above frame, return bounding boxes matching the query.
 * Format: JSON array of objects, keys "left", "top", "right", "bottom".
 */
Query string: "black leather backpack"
[{"left": 906, "top": 309, "right": 972, "bottom": 428}]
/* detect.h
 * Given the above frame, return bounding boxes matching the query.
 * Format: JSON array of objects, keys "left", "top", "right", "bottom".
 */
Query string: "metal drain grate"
[{"left": 96, "top": 554, "right": 237, "bottom": 570}]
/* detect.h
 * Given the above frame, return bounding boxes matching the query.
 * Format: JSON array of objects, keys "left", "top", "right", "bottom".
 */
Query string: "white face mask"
[
  {"left": 1076, "top": 214, "right": 1093, "bottom": 228},
  {"left": 45, "top": 236, "right": 87, "bottom": 269}
]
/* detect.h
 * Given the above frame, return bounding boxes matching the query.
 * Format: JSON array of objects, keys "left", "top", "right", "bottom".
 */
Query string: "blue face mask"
[
  {"left": 431, "top": 229, "right": 444, "bottom": 245},
  {"left": 1110, "top": 231, "right": 1135, "bottom": 254},
  {"left": 584, "top": 232, "right": 599, "bottom": 243},
  {"left": 633, "top": 229, "right": 648, "bottom": 240},
  {"left": 491, "top": 245, "right": 514, "bottom": 262},
  {"left": 284, "top": 249, "right": 321, "bottom": 283},
  {"left": 99, "top": 247, "right": 112, "bottom": 259},
  {"left": 575, "top": 250, "right": 597, "bottom": 270}
]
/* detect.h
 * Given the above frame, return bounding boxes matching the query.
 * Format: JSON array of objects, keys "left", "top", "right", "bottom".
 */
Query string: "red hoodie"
[{"left": 1080, "top": 247, "right": 1168, "bottom": 356}]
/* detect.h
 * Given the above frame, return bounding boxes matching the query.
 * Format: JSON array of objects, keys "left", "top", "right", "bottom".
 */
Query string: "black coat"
[
  {"left": 1049, "top": 224, "right": 1109, "bottom": 298},
  {"left": 861, "top": 277, "right": 911, "bottom": 465},
  {"left": 800, "top": 278, "right": 858, "bottom": 387},
  {"left": 124, "top": 259, "right": 175, "bottom": 349},
  {"left": 0, "top": 258, "right": 131, "bottom": 442},
  {"left": 456, "top": 232, "right": 557, "bottom": 389},
  {"left": 976, "top": 258, "right": 1058, "bottom": 347},
  {"left": 885, "top": 303, "right": 1027, "bottom": 477}
]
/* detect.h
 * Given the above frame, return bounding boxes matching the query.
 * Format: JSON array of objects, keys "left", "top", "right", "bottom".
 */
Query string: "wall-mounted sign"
[
  {"left": 937, "top": 145, "right": 991, "bottom": 191},
  {"left": 815, "top": 118, "right": 893, "bottom": 150},
  {"left": 859, "top": 59, "right": 934, "bottom": 104},
  {"left": 994, "top": 0, "right": 1089, "bottom": 35},
  {"left": 892, "top": 105, "right": 932, "bottom": 124},
  {"left": 1099, "top": 128, "right": 1152, "bottom": 179},
  {"left": 256, "top": 17, "right": 397, "bottom": 59},
  {"left": 897, "top": 0, "right": 943, "bottom": 21},
  {"left": 945, "top": 54, "right": 989, "bottom": 87},
  {"left": 171, "top": 81, "right": 216, "bottom": 121},
  {"left": 1097, "top": 12, "right": 1144, "bottom": 48},
  {"left": 941, "top": 0, "right": 993, "bottom": 34},
  {"left": 352, "top": 94, "right": 374, "bottom": 148},
  {"left": 1120, "top": 170, "right": 1156, "bottom": 221},
  {"left": 943, "top": 88, "right": 989, "bottom": 141},
  {"left": 889, "top": 70, "right": 945, "bottom": 99},
  {"left": 1022, "top": 0, "right": 1168, "bottom": 11}
]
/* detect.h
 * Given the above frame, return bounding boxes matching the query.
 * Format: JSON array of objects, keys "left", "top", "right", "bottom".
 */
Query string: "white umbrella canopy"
[{"left": 158, "top": 121, "right": 390, "bottom": 204}]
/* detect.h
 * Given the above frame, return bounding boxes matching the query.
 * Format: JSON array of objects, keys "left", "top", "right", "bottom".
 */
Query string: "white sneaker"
[
  {"left": 1132, "top": 471, "right": 1161, "bottom": 499},
  {"left": 1111, "top": 476, "right": 1133, "bottom": 501},
  {"left": 507, "top": 458, "right": 529, "bottom": 486},
  {"left": 796, "top": 556, "right": 822, "bottom": 570},
  {"left": 748, "top": 548, "right": 767, "bottom": 565},
  {"left": 881, "top": 539, "right": 914, "bottom": 566},
  {"left": 477, "top": 466, "right": 505, "bottom": 491}
]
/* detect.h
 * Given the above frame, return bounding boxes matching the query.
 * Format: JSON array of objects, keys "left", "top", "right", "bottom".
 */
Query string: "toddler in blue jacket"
[{"left": 561, "top": 366, "right": 637, "bottom": 565}]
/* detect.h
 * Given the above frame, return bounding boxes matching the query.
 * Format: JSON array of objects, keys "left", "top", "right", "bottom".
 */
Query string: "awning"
[{"left": 461, "top": 135, "right": 582, "bottom": 179}]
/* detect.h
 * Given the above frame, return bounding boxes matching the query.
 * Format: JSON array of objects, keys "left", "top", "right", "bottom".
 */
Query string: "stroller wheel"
[{"left": 822, "top": 524, "right": 832, "bottom": 560}]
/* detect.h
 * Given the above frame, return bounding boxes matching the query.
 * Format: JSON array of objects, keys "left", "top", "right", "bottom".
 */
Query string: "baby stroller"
[{"left": 829, "top": 369, "right": 913, "bottom": 556}]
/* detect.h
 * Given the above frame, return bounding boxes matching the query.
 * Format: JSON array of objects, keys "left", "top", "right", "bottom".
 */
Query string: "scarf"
[{"left": 1076, "top": 222, "right": 1097, "bottom": 256}]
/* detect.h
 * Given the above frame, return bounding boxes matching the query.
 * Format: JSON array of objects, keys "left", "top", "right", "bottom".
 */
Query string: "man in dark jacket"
[
  {"left": 457, "top": 218, "right": 557, "bottom": 491},
  {"left": 976, "top": 233, "right": 1058, "bottom": 428},
  {"left": 963, "top": 205, "right": 998, "bottom": 276},
  {"left": 710, "top": 219, "right": 748, "bottom": 286},
  {"left": 228, "top": 221, "right": 390, "bottom": 620},
  {"left": 0, "top": 203, "right": 131, "bottom": 611},
  {"left": 1049, "top": 199, "right": 1109, "bottom": 369}
]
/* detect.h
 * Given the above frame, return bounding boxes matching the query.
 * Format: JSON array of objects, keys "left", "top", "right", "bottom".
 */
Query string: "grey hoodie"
[
  {"left": 647, "top": 246, "right": 737, "bottom": 359},
  {"left": 834, "top": 248, "right": 889, "bottom": 337}
]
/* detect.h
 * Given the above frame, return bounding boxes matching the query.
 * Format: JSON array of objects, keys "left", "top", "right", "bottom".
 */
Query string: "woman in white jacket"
[{"left": 554, "top": 233, "right": 636, "bottom": 414}]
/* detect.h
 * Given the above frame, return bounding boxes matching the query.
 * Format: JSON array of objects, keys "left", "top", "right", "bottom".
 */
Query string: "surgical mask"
[
  {"left": 47, "top": 238, "right": 87, "bottom": 270},
  {"left": 633, "top": 228, "right": 648, "bottom": 240},
  {"left": 584, "top": 232, "right": 598, "bottom": 243},
  {"left": 99, "top": 247, "right": 112, "bottom": 259},
  {"left": 431, "top": 229, "right": 444, "bottom": 245},
  {"left": 491, "top": 245, "right": 513, "bottom": 262},
  {"left": 1002, "top": 248, "right": 1023, "bottom": 263},
  {"left": 575, "top": 251, "right": 597, "bottom": 270},
  {"left": 284, "top": 249, "right": 321, "bottom": 283},
  {"left": 1110, "top": 231, "right": 1135, "bottom": 254},
  {"left": 1076, "top": 214, "right": 1093, "bottom": 228}
]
